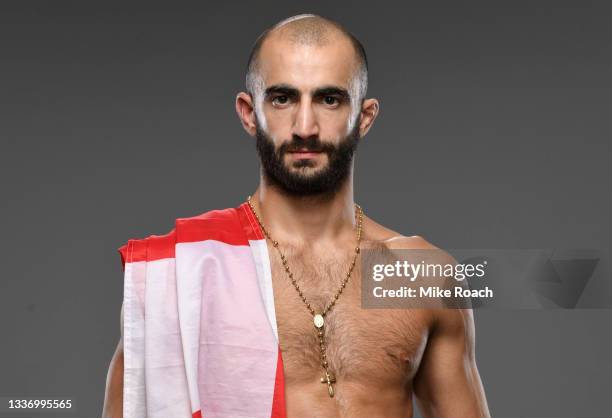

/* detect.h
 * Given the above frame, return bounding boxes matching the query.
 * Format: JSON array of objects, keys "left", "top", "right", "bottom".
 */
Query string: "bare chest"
[{"left": 268, "top": 246, "right": 431, "bottom": 388}]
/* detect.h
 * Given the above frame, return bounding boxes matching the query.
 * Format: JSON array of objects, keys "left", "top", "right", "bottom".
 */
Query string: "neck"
[{"left": 250, "top": 171, "right": 357, "bottom": 246}]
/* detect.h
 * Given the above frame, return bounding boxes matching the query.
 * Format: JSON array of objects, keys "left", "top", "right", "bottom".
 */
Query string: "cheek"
[
  {"left": 318, "top": 108, "right": 353, "bottom": 137},
  {"left": 261, "top": 110, "right": 292, "bottom": 141},
  {"left": 346, "top": 104, "right": 361, "bottom": 133}
]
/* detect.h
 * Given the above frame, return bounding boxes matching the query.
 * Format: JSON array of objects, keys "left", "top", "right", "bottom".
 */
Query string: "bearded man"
[{"left": 103, "top": 14, "right": 491, "bottom": 418}]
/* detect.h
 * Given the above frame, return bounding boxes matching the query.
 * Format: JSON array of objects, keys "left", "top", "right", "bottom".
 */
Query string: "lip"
[{"left": 288, "top": 150, "right": 322, "bottom": 158}]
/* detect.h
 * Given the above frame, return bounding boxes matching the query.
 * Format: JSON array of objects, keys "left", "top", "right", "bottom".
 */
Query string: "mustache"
[{"left": 278, "top": 136, "right": 337, "bottom": 154}]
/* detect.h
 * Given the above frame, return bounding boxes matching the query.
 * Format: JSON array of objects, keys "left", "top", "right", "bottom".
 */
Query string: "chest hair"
[{"left": 269, "top": 242, "right": 429, "bottom": 387}]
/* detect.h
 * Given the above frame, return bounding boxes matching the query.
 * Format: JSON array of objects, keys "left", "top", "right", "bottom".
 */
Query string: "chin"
[
  {"left": 286, "top": 156, "right": 329, "bottom": 170},
  {"left": 288, "top": 163, "right": 327, "bottom": 175}
]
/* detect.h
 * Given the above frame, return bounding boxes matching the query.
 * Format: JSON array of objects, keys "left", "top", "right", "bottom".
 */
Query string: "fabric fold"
[{"left": 118, "top": 202, "right": 286, "bottom": 418}]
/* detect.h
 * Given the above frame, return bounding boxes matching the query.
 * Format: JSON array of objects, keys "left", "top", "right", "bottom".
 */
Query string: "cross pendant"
[{"left": 320, "top": 370, "right": 336, "bottom": 397}]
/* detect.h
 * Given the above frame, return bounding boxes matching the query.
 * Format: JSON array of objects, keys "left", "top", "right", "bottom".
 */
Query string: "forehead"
[{"left": 257, "top": 34, "right": 358, "bottom": 90}]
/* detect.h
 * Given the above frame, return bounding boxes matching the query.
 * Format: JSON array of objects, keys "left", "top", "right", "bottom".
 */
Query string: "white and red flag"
[{"left": 118, "top": 202, "right": 286, "bottom": 418}]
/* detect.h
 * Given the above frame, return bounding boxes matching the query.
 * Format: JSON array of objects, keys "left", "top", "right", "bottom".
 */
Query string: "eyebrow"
[
  {"left": 264, "top": 84, "right": 351, "bottom": 101},
  {"left": 264, "top": 84, "right": 300, "bottom": 98},
  {"left": 312, "top": 86, "right": 351, "bottom": 101}
]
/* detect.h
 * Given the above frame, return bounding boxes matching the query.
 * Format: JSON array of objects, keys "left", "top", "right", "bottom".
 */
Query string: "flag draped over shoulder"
[{"left": 117, "top": 202, "right": 286, "bottom": 418}]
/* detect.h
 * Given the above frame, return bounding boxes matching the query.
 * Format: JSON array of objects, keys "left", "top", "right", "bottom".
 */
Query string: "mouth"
[{"left": 287, "top": 148, "right": 323, "bottom": 159}]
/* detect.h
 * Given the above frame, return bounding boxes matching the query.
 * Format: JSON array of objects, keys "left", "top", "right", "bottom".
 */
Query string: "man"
[{"left": 103, "top": 14, "right": 490, "bottom": 418}]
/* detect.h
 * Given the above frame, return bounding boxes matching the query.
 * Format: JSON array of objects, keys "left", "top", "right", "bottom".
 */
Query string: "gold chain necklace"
[{"left": 246, "top": 195, "right": 363, "bottom": 398}]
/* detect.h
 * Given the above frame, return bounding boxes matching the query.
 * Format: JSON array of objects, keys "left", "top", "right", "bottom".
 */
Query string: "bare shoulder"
[
  {"left": 361, "top": 214, "right": 467, "bottom": 324},
  {"left": 361, "top": 215, "right": 459, "bottom": 276},
  {"left": 362, "top": 214, "right": 443, "bottom": 252}
]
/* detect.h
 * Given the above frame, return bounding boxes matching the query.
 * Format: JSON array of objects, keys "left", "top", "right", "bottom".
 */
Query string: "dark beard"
[{"left": 255, "top": 120, "right": 360, "bottom": 196}]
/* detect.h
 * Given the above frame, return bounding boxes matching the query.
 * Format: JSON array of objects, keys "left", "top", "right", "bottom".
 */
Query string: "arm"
[
  {"left": 413, "top": 308, "right": 491, "bottom": 418},
  {"left": 102, "top": 303, "right": 124, "bottom": 418}
]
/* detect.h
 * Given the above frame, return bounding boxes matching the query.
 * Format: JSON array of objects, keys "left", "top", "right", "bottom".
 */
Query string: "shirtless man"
[{"left": 103, "top": 14, "right": 490, "bottom": 418}]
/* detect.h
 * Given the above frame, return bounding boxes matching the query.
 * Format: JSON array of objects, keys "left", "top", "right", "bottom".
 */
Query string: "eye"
[
  {"left": 323, "top": 96, "right": 340, "bottom": 106},
  {"left": 272, "top": 95, "right": 289, "bottom": 106}
]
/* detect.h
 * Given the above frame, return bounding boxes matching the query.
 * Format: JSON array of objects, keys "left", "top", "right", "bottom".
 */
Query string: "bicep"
[
  {"left": 413, "top": 309, "right": 490, "bottom": 418},
  {"left": 103, "top": 304, "right": 124, "bottom": 418}
]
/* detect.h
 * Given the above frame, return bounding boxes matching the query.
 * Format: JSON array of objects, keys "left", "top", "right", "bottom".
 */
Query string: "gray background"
[{"left": 1, "top": 1, "right": 610, "bottom": 417}]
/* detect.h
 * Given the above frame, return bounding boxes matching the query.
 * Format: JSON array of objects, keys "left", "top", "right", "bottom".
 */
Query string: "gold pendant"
[{"left": 320, "top": 370, "right": 336, "bottom": 397}]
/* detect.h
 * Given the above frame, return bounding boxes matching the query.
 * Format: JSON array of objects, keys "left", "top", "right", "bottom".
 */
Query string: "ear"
[
  {"left": 235, "top": 92, "right": 257, "bottom": 136},
  {"left": 358, "top": 98, "right": 380, "bottom": 138}
]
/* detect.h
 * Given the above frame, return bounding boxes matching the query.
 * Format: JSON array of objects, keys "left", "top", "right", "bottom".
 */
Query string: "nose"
[{"left": 292, "top": 97, "right": 320, "bottom": 140}]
